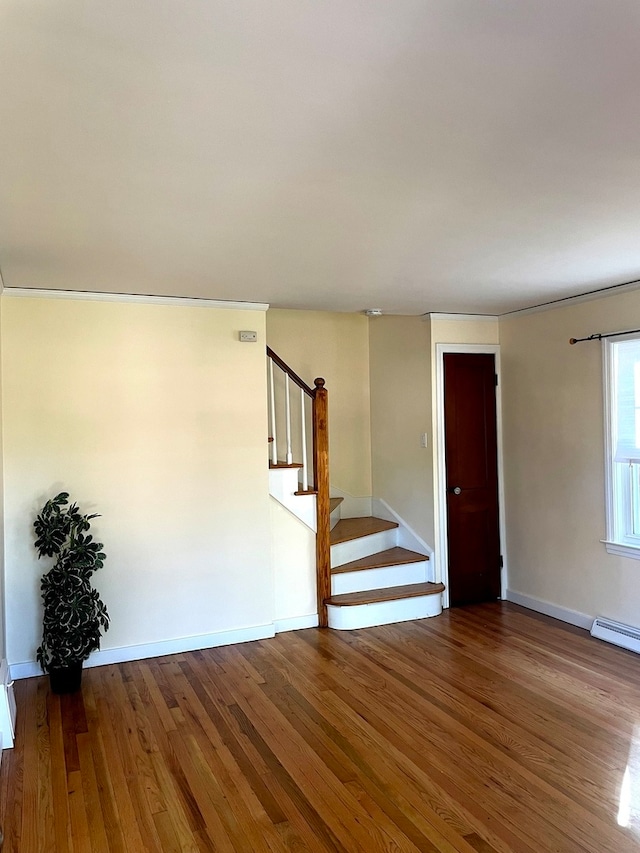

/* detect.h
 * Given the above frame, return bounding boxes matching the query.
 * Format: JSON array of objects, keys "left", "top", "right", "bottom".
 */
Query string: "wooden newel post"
[{"left": 312, "top": 378, "right": 330, "bottom": 628}]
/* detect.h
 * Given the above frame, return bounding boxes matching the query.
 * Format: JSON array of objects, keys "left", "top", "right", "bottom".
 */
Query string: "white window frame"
[{"left": 603, "top": 334, "right": 640, "bottom": 559}]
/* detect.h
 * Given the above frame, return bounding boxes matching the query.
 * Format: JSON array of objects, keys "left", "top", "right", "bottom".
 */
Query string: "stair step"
[
  {"left": 326, "top": 582, "right": 444, "bottom": 607},
  {"left": 330, "top": 497, "right": 344, "bottom": 514},
  {"left": 330, "top": 517, "right": 398, "bottom": 546},
  {"left": 332, "top": 547, "right": 428, "bottom": 575},
  {"left": 269, "top": 461, "right": 303, "bottom": 469}
]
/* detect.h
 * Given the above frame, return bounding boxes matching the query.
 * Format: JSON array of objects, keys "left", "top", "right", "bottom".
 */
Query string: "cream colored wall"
[
  {"left": 266, "top": 309, "right": 372, "bottom": 497},
  {"left": 2, "top": 295, "right": 272, "bottom": 667},
  {"left": 270, "top": 499, "right": 316, "bottom": 626},
  {"left": 0, "top": 293, "right": 4, "bottom": 661},
  {"left": 369, "top": 316, "right": 434, "bottom": 546},
  {"left": 430, "top": 316, "right": 500, "bottom": 346},
  {"left": 500, "top": 289, "right": 640, "bottom": 626}
]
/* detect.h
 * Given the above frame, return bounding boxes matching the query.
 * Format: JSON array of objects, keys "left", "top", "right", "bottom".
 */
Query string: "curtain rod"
[{"left": 569, "top": 328, "right": 640, "bottom": 345}]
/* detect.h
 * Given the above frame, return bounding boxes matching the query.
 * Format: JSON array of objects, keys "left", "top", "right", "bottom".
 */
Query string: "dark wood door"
[{"left": 444, "top": 353, "right": 501, "bottom": 606}]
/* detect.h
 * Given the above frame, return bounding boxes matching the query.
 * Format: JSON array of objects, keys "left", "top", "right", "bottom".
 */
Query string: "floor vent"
[{"left": 590, "top": 617, "right": 640, "bottom": 655}]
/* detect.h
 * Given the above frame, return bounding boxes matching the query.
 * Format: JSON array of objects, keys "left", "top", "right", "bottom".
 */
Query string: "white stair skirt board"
[
  {"left": 331, "top": 528, "right": 398, "bottom": 567},
  {"left": 591, "top": 617, "right": 640, "bottom": 655},
  {"left": 0, "top": 660, "right": 16, "bottom": 749},
  {"left": 329, "top": 487, "right": 372, "bottom": 519},
  {"left": 327, "top": 594, "right": 442, "bottom": 630},
  {"left": 332, "top": 560, "right": 429, "bottom": 595},
  {"left": 268, "top": 467, "right": 316, "bottom": 531},
  {"left": 371, "top": 498, "right": 435, "bottom": 575}
]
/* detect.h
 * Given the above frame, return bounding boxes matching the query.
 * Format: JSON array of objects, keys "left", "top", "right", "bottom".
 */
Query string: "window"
[{"left": 603, "top": 334, "right": 640, "bottom": 558}]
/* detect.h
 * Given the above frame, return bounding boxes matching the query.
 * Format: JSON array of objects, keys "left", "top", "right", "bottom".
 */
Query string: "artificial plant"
[{"left": 34, "top": 491, "right": 110, "bottom": 673}]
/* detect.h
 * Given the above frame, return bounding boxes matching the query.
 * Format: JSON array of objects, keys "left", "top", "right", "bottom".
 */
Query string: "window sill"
[{"left": 601, "top": 540, "right": 640, "bottom": 560}]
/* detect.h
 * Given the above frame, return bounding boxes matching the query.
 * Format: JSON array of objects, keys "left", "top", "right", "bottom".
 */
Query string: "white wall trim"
[
  {"left": 424, "top": 313, "right": 499, "bottom": 323},
  {"left": 602, "top": 337, "right": 617, "bottom": 546},
  {"left": 9, "top": 623, "right": 277, "bottom": 680},
  {"left": 506, "top": 590, "right": 592, "bottom": 630},
  {"left": 372, "top": 498, "right": 435, "bottom": 575},
  {"left": 329, "top": 486, "right": 372, "bottom": 519},
  {"left": 433, "top": 343, "right": 508, "bottom": 608},
  {"left": 274, "top": 614, "right": 319, "bottom": 633},
  {"left": 2, "top": 287, "right": 269, "bottom": 312},
  {"left": 601, "top": 540, "right": 640, "bottom": 560},
  {"left": 500, "top": 280, "right": 640, "bottom": 318},
  {"left": 0, "top": 659, "right": 16, "bottom": 749}
]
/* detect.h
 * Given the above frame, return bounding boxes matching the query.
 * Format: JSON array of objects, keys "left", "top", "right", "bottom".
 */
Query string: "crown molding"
[
  {"left": 500, "top": 279, "right": 640, "bottom": 318},
  {"left": 423, "top": 312, "right": 499, "bottom": 322},
  {"left": 2, "top": 287, "right": 269, "bottom": 311}
]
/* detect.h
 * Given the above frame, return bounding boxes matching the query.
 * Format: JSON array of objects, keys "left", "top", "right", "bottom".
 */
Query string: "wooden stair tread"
[
  {"left": 269, "top": 461, "right": 304, "bottom": 469},
  {"left": 326, "top": 582, "right": 445, "bottom": 607},
  {"left": 290, "top": 494, "right": 345, "bottom": 503},
  {"left": 330, "top": 516, "right": 398, "bottom": 545},
  {"left": 331, "top": 547, "right": 429, "bottom": 575}
]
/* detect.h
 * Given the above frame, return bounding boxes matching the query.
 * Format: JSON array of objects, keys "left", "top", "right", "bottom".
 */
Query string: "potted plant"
[{"left": 34, "top": 492, "right": 110, "bottom": 694}]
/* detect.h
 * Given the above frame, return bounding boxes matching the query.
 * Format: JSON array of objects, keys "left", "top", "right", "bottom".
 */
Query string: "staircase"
[
  {"left": 325, "top": 502, "right": 444, "bottom": 630},
  {"left": 267, "top": 347, "right": 444, "bottom": 630}
]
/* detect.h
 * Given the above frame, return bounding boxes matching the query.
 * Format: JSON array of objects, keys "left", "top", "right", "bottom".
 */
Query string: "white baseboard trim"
[
  {"left": 274, "top": 614, "right": 319, "bottom": 633},
  {"left": 0, "top": 659, "right": 16, "bottom": 749},
  {"left": 10, "top": 623, "right": 277, "bottom": 680},
  {"left": 506, "top": 590, "right": 592, "bottom": 630}
]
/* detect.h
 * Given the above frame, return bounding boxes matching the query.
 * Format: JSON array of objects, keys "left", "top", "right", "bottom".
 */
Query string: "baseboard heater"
[{"left": 590, "top": 617, "right": 640, "bottom": 655}]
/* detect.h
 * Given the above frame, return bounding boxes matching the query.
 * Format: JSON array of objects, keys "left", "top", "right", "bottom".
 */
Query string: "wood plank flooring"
[{"left": 1, "top": 602, "right": 640, "bottom": 852}]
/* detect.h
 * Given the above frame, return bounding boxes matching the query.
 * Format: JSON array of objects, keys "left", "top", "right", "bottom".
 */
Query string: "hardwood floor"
[{"left": 1, "top": 602, "right": 640, "bottom": 852}]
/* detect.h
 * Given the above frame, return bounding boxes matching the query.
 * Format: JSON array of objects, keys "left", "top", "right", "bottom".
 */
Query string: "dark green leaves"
[{"left": 34, "top": 492, "right": 110, "bottom": 674}]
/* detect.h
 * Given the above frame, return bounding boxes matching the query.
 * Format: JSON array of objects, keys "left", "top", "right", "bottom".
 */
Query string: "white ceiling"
[{"left": 2, "top": 1, "right": 640, "bottom": 315}]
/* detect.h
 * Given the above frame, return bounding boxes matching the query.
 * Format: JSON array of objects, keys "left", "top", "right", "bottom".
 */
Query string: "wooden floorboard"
[{"left": 1, "top": 602, "right": 640, "bottom": 851}]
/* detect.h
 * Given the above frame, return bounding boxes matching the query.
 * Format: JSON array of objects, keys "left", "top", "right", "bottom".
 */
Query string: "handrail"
[
  {"left": 267, "top": 348, "right": 331, "bottom": 628},
  {"left": 266, "top": 347, "right": 315, "bottom": 397}
]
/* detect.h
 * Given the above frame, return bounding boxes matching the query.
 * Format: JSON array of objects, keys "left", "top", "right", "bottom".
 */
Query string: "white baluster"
[
  {"left": 269, "top": 359, "right": 278, "bottom": 465},
  {"left": 285, "top": 375, "right": 293, "bottom": 464},
  {"left": 300, "top": 388, "right": 308, "bottom": 490}
]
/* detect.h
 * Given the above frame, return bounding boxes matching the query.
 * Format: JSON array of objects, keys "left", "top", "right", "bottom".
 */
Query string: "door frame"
[{"left": 433, "top": 343, "right": 508, "bottom": 608}]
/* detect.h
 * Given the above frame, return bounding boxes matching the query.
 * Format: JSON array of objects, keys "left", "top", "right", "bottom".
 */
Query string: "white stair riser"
[
  {"left": 327, "top": 594, "right": 442, "bottom": 630},
  {"left": 331, "top": 561, "right": 428, "bottom": 595},
  {"left": 330, "top": 504, "right": 341, "bottom": 531},
  {"left": 331, "top": 528, "right": 397, "bottom": 567}
]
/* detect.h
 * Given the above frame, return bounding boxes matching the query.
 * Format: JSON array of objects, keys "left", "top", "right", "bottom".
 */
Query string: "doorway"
[{"left": 435, "top": 345, "right": 505, "bottom": 608}]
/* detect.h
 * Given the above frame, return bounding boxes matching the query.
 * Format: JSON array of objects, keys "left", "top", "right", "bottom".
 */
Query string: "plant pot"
[{"left": 49, "top": 662, "right": 83, "bottom": 694}]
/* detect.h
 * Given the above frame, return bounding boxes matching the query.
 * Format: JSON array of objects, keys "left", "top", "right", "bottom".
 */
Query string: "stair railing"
[{"left": 267, "top": 347, "right": 330, "bottom": 627}]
